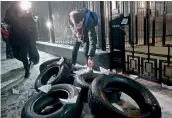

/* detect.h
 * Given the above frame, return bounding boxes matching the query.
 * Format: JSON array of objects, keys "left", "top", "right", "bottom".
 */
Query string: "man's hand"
[
  {"left": 87, "top": 57, "right": 94, "bottom": 68},
  {"left": 76, "top": 33, "right": 83, "bottom": 38}
]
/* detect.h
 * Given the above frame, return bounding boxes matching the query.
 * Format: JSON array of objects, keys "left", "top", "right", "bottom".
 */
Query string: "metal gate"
[{"left": 123, "top": 1, "right": 172, "bottom": 85}]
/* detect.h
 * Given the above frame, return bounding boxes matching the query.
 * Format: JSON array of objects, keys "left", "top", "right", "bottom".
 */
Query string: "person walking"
[{"left": 5, "top": 2, "right": 31, "bottom": 78}]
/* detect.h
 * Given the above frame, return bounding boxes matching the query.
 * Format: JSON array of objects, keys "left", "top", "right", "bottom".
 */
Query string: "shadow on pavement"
[{"left": 1, "top": 67, "right": 24, "bottom": 83}]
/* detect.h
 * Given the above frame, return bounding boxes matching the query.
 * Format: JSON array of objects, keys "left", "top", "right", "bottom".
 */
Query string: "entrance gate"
[{"left": 110, "top": 1, "right": 172, "bottom": 85}]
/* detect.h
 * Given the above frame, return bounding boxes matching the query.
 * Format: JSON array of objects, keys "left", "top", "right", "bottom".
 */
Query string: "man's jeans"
[
  {"left": 5, "top": 39, "right": 13, "bottom": 58},
  {"left": 72, "top": 40, "right": 89, "bottom": 65},
  {"left": 28, "top": 39, "right": 40, "bottom": 64},
  {"left": 12, "top": 44, "right": 29, "bottom": 73}
]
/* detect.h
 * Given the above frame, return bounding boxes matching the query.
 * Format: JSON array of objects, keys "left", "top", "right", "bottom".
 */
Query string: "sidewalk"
[
  {"left": 136, "top": 78, "right": 172, "bottom": 118},
  {"left": 1, "top": 42, "right": 58, "bottom": 118}
]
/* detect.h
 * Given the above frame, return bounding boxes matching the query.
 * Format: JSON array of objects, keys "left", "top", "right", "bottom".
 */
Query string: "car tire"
[
  {"left": 21, "top": 84, "right": 83, "bottom": 118},
  {"left": 88, "top": 74, "right": 161, "bottom": 118},
  {"left": 39, "top": 58, "right": 72, "bottom": 73},
  {"left": 35, "top": 63, "right": 73, "bottom": 92},
  {"left": 39, "top": 58, "right": 61, "bottom": 72},
  {"left": 73, "top": 71, "right": 100, "bottom": 102}
]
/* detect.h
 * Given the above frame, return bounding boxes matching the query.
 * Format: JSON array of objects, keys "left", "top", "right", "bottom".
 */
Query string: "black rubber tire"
[
  {"left": 21, "top": 84, "right": 83, "bottom": 118},
  {"left": 39, "top": 58, "right": 61, "bottom": 72},
  {"left": 39, "top": 58, "right": 72, "bottom": 73},
  {"left": 88, "top": 74, "right": 161, "bottom": 118},
  {"left": 35, "top": 63, "right": 73, "bottom": 92},
  {"left": 73, "top": 71, "right": 100, "bottom": 102}
]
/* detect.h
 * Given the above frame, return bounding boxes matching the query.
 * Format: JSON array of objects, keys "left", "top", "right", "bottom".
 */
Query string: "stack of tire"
[{"left": 21, "top": 58, "right": 162, "bottom": 118}]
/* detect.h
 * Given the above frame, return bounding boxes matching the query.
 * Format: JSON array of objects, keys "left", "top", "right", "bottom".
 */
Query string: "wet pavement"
[{"left": 1, "top": 41, "right": 172, "bottom": 118}]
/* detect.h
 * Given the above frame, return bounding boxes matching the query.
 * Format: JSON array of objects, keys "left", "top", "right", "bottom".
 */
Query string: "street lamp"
[{"left": 20, "top": 1, "right": 32, "bottom": 10}]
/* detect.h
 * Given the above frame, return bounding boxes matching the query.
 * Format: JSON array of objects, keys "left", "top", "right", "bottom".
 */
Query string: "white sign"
[
  {"left": 38, "top": 84, "right": 51, "bottom": 93},
  {"left": 59, "top": 95, "right": 78, "bottom": 104},
  {"left": 121, "top": 18, "right": 128, "bottom": 25}
]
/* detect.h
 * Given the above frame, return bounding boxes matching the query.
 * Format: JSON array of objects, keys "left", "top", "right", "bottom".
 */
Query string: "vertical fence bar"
[
  {"left": 147, "top": 1, "right": 150, "bottom": 62},
  {"left": 100, "top": 1, "right": 106, "bottom": 50},
  {"left": 135, "top": 2, "right": 138, "bottom": 44},
  {"left": 130, "top": 1, "right": 134, "bottom": 57},
  {"left": 96, "top": 2, "right": 102, "bottom": 49},
  {"left": 48, "top": 1, "right": 55, "bottom": 43},
  {"left": 128, "top": 1, "right": 135, "bottom": 72},
  {"left": 123, "top": 1, "right": 124, "bottom": 15},
  {"left": 152, "top": 1, "right": 156, "bottom": 46},
  {"left": 162, "top": 1, "right": 166, "bottom": 46},
  {"left": 167, "top": 46, "right": 170, "bottom": 66},
  {"left": 167, "top": 45, "right": 171, "bottom": 84},
  {"left": 109, "top": 1, "right": 113, "bottom": 70},
  {"left": 132, "top": 2, "right": 134, "bottom": 55},
  {"left": 144, "top": 1, "right": 147, "bottom": 45},
  {"left": 121, "top": 1, "right": 126, "bottom": 72},
  {"left": 129, "top": 2, "right": 131, "bottom": 45}
]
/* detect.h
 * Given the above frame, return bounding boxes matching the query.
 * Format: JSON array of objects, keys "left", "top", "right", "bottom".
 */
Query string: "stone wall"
[{"left": 36, "top": 41, "right": 110, "bottom": 70}]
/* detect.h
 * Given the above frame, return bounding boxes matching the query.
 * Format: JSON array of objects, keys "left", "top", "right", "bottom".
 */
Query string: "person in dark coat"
[
  {"left": 20, "top": 10, "right": 40, "bottom": 65},
  {"left": 5, "top": 2, "right": 31, "bottom": 78},
  {"left": 69, "top": 9, "right": 97, "bottom": 68}
]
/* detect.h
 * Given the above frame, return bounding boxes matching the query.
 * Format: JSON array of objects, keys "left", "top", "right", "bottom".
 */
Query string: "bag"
[
  {"left": 81, "top": 8, "right": 98, "bottom": 28},
  {"left": 1, "top": 28, "right": 9, "bottom": 40}
]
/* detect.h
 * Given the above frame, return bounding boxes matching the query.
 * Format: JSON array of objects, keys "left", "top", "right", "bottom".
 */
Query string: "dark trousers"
[
  {"left": 28, "top": 39, "right": 40, "bottom": 64},
  {"left": 12, "top": 44, "right": 29, "bottom": 72},
  {"left": 4, "top": 39, "right": 13, "bottom": 58},
  {"left": 72, "top": 40, "right": 89, "bottom": 65}
]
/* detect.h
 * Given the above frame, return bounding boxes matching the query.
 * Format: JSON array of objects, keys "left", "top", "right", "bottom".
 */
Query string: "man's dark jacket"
[
  {"left": 69, "top": 10, "right": 97, "bottom": 57},
  {"left": 5, "top": 7, "right": 29, "bottom": 46}
]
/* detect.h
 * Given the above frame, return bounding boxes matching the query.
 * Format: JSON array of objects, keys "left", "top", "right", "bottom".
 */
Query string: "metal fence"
[
  {"left": 33, "top": 1, "right": 101, "bottom": 46},
  {"left": 51, "top": 1, "right": 85, "bottom": 45},
  {"left": 122, "top": 1, "right": 172, "bottom": 85},
  {"left": 32, "top": 1, "right": 50, "bottom": 42},
  {"left": 33, "top": 1, "right": 172, "bottom": 85}
]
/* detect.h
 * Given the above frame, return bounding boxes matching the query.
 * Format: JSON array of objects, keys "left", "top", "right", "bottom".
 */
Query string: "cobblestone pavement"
[{"left": 1, "top": 42, "right": 172, "bottom": 118}]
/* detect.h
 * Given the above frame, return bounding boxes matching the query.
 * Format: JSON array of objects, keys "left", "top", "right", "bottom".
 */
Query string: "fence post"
[
  {"left": 135, "top": 2, "right": 138, "bottom": 44},
  {"left": 152, "top": 2, "right": 156, "bottom": 46},
  {"left": 94, "top": 1, "right": 103, "bottom": 50},
  {"left": 129, "top": 1, "right": 134, "bottom": 49},
  {"left": 144, "top": 1, "right": 147, "bottom": 45},
  {"left": 147, "top": 1, "right": 150, "bottom": 61},
  {"left": 100, "top": 1, "right": 106, "bottom": 50},
  {"left": 162, "top": 1, "right": 166, "bottom": 46}
]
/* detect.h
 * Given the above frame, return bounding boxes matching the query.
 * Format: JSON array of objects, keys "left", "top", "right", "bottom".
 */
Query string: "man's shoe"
[
  {"left": 25, "top": 71, "right": 31, "bottom": 78},
  {"left": 29, "top": 61, "right": 34, "bottom": 69}
]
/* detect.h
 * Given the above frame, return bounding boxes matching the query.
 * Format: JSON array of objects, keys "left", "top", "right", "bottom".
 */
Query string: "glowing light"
[
  {"left": 20, "top": 1, "right": 31, "bottom": 10},
  {"left": 46, "top": 21, "right": 52, "bottom": 28}
]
